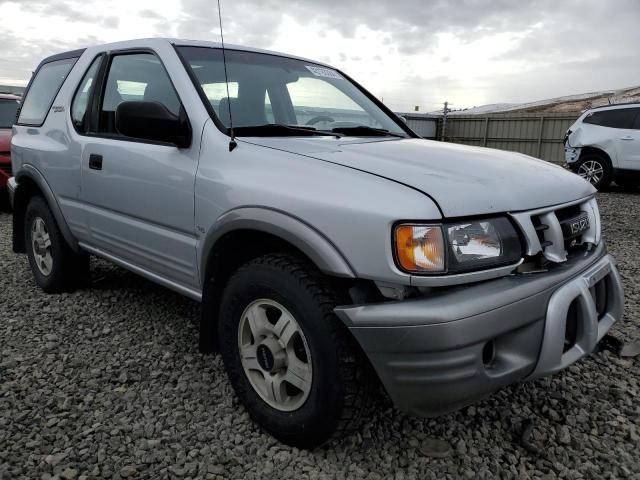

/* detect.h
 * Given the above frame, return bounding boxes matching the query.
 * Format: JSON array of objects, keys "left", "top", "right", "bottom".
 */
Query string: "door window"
[
  {"left": 583, "top": 108, "right": 639, "bottom": 129},
  {"left": 0, "top": 98, "right": 20, "bottom": 128},
  {"left": 631, "top": 108, "right": 640, "bottom": 130},
  {"left": 99, "top": 53, "right": 182, "bottom": 135},
  {"left": 71, "top": 55, "right": 102, "bottom": 132},
  {"left": 17, "top": 57, "right": 77, "bottom": 126}
]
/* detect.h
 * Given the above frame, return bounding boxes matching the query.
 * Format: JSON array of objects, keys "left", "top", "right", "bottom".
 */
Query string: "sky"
[{"left": 0, "top": 0, "right": 638, "bottom": 112}]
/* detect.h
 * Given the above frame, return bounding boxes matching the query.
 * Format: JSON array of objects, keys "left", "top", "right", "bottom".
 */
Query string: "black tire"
[
  {"left": 218, "top": 253, "right": 374, "bottom": 448},
  {"left": 573, "top": 154, "right": 612, "bottom": 190},
  {"left": 24, "top": 195, "right": 89, "bottom": 293}
]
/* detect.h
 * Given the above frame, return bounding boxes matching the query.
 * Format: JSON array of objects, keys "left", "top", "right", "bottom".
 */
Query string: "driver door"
[{"left": 80, "top": 51, "right": 201, "bottom": 290}]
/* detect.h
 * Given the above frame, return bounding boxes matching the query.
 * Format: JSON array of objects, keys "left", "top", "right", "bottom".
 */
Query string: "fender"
[
  {"left": 199, "top": 206, "right": 356, "bottom": 285},
  {"left": 568, "top": 127, "right": 617, "bottom": 166},
  {"left": 14, "top": 164, "right": 81, "bottom": 253}
]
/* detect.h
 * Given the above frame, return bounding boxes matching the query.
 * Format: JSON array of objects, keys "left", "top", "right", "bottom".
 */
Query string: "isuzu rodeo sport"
[{"left": 8, "top": 38, "right": 624, "bottom": 448}]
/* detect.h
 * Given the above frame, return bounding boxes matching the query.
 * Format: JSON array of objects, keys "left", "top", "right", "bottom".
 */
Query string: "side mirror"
[{"left": 115, "top": 101, "right": 191, "bottom": 148}]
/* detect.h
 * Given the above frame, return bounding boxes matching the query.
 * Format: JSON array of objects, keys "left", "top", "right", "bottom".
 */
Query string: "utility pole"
[{"left": 441, "top": 101, "right": 450, "bottom": 142}]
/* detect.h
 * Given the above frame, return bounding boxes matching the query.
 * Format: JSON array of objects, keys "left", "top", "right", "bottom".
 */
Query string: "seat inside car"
[
  {"left": 218, "top": 96, "right": 267, "bottom": 127},
  {"left": 101, "top": 81, "right": 124, "bottom": 134},
  {"left": 143, "top": 81, "right": 181, "bottom": 116}
]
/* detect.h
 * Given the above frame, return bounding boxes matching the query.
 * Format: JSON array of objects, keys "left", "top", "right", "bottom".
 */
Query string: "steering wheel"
[{"left": 305, "top": 115, "right": 335, "bottom": 126}]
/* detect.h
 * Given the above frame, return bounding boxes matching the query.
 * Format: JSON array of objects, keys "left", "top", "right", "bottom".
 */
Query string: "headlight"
[{"left": 394, "top": 217, "right": 521, "bottom": 274}]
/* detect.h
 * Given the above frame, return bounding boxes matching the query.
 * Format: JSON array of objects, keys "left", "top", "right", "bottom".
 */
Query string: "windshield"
[
  {"left": 177, "top": 46, "right": 408, "bottom": 137},
  {"left": 0, "top": 98, "right": 20, "bottom": 128}
]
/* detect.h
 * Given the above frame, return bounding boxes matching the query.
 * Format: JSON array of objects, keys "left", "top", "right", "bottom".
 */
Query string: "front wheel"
[
  {"left": 218, "top": 253, "right": 374, "bottom": 448},
  {"left": 573, "top": 154, "right": 612, "bottom": 190}
]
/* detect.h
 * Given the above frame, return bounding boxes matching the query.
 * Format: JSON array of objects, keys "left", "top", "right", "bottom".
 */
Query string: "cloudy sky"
[{"left": 1, "top": 0, "right": 638, "bottom": 112}]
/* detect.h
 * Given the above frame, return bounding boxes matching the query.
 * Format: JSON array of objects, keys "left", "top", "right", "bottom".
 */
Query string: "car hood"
[
  {"left": 241, "top": 137, "right": 595, "bottom": 217},
  {"left": 0, "top": 128, "right": 10, "bottom": 152}
]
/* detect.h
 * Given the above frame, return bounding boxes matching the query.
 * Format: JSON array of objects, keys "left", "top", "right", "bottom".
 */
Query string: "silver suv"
[{"left": 9, "top": 38, "right": 624, "bottom": 448}]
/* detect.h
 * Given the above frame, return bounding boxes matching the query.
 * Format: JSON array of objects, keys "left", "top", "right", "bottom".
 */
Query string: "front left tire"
[{"left": 217, "top": 253, "right": 374, "bottom": 448}]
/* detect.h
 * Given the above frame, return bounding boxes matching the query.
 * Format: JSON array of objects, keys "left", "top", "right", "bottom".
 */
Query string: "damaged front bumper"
[
  {"left": 564, "top": 146, "right": 581, "bottom": 165},
  {"left": 335, "top": 243, "right": 623, "bottom": 417}
]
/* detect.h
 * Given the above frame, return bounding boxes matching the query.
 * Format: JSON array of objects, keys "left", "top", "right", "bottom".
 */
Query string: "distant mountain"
[
  {"left": 427, "top": 85, "right": 640, "bottom": 115},
  {"left": 0, "top": 85, "right": 25, "bottom": 96},
  {"left": 430, "top": 103, "right": 518, "bottom": 115}
]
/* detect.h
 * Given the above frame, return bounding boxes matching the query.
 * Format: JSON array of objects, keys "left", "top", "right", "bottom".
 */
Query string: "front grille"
[
  {"left": 559, "top": 212, "right": 590, "bottom": 240},
  {"left": 555, "top": 204, "right": 582, "bottom": 222},
  {"left": 511, "top": 197, "right": 600, "bottom": 264},
  {"left": 531, "top": 216, "right": 550, "bottom": 248}
]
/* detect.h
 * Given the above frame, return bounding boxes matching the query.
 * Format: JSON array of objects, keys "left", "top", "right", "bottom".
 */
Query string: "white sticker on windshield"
[{"left": 305, "top": 65, "right": 343, "bottom": 80}]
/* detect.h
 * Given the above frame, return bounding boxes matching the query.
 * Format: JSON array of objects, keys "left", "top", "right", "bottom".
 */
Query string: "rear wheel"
[
  {"left": 218, "top": 253, "right": 374, "bottom": 448},
  {"left": 25, "top": 196, "right": 89, "bottom": 293},
  {"left": 573, "top": 154, "right": 612, "bottom": 190}
]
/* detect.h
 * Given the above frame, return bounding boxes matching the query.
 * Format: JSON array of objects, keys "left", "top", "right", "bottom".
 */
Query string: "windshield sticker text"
[{"left": 305, "top": 65, "right": 343, "bottom": 80}]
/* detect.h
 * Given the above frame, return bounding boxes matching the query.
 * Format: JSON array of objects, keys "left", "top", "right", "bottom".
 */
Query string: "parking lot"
[{"left": 0, "top": 190, "right": 638, "bottom": 479}]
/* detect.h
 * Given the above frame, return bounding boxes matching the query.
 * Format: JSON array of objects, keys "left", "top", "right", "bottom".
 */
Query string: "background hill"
[{"left": 431, "top": 85, "right": 640, "bottom": 115}]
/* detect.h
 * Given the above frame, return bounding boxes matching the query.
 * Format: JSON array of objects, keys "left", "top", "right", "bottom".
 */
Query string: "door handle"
[
  {"left": 89, "top": 154, "right": 103, "bottom": 170},
  {"left": 620, "top": 136, "right": 634, "bottom": 141}
]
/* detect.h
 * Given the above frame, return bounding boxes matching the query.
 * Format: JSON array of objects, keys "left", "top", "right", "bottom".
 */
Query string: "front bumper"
[
  {"left": 335, "top": 244, "right": 623, "bottom": 417},
  {"left": 564, "top": 146, "right": 581, "bottom": 165}
]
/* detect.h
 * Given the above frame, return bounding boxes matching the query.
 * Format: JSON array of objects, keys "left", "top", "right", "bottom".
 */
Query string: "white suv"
[{"left": 565, "top": 103, "right": 640, "bottom": 189}]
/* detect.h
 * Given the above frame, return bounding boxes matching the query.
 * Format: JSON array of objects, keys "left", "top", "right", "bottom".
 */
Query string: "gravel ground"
[{"left": 1, "top": 191, "right": 639, "bottom": 480}]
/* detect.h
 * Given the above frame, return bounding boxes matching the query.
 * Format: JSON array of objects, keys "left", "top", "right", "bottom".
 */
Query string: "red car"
[{"left": 0, "top": 93, "right": 21, "bottom": 196}]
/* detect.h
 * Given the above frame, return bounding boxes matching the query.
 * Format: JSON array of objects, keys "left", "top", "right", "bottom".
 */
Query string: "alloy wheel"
[
  {"left": 31, "top": 217, "right": 53, "bottom": 276},
  {"left": 577, "top": 160, "right": 604, "bottom": 185},
  {"left": 237, "top": 299, "right": 313, "bottom": 411}
]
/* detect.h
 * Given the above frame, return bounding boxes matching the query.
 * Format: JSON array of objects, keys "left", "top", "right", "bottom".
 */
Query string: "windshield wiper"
[
  {"left": 331, "top": 125, "right": 406, "bottom": 138},
  {"left": 232, "top": 124, "right": 343, "bottom": 138}
]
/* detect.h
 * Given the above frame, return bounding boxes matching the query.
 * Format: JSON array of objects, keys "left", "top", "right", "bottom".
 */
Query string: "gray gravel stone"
[
  {"left": 1, "top": 190, "right": 639, "bottom": 479},
  {"left": 60, "top": 467, "right": 78, "bottom": 479},
  {"left": 418, "top": 438, "right": 453, "bottom": 458}
]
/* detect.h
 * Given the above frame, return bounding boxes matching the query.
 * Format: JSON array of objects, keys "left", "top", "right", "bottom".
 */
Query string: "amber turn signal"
[{"left": 394, "top": 225, "right": 445, "bottom": 272}]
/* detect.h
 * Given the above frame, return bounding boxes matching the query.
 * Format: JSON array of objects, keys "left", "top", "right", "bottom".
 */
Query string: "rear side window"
[
  {"left": 0, "top": 98, "right": 20, "bottom": 128},
  {"left": 583, "top": 107, "right": 639, "bottom": 129},
  {"left": 18, "top": 58, "right": 77, "bottom": 126}
]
